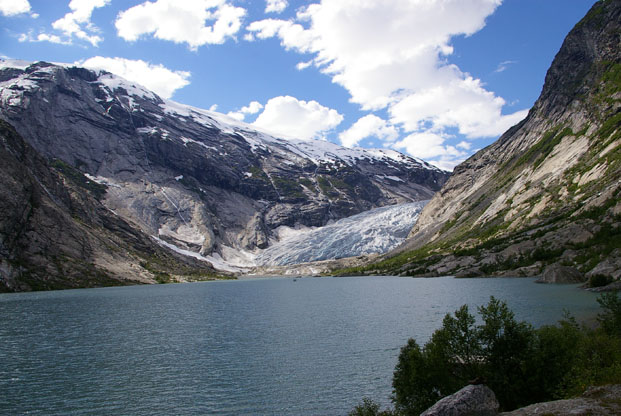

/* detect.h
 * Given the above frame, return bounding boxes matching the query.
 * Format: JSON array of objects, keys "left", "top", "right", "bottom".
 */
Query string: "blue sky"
[{"left": 0, "top": 0, "right": 595, "bottom": 170}]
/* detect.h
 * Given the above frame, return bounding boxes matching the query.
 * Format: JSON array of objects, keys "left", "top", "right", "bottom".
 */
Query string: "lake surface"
[{"left": 0, "top": 276, "right": 600, "bottom": 415}]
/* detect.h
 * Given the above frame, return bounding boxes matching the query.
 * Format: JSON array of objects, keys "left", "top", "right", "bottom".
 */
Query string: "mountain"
[
  {"left": 0, "top": 119, "right": 223, "bottom": 292},
  {"left": 0, "top": 59, "right": 448, "bottom": 285},
  {"left": 351, "top": 0, "right": 620, "bottom": 280}
]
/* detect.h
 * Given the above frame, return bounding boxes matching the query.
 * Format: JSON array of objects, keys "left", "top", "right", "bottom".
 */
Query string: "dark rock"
[{"left": 420, "top": 384, "right": 499, "bottom": 416}]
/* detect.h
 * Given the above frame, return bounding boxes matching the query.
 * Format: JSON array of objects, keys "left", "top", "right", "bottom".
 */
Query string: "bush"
[
  {"left": 348, "top": 398, "right": 396, "bottom": 416},
  {"left": 589, "top": 274, "right": 613, "bottom": 287},
  {"left": 390, "top": 294, "right": 621, "bottom": 414},
  {"left": 597, "top": 291, "right": 621, "bottom": 336}
]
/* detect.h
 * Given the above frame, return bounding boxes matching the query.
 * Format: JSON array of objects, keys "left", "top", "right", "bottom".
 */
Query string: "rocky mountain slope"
[
  {"left": 0, "top": 119, "right": 222, "bottom": 292},
  {"left": 0, "top": 59, "right": 448, "bottom": 285},
  {"left": 346, "top": 0, "right": 620, "bottom": 280}
]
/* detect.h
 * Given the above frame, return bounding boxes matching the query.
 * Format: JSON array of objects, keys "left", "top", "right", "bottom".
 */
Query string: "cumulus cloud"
[
  {"left": 0, "top": 0, "right": 32, "bottom": 16},
  {"left": 50, "top": 0, "right": 110, "bottom": 46},
  {"left": 265, "top": 0, "right": 288, "bottom": 14},
  {"left": 245, "top": 0, "right": 528, "bottom": 166},
  {"left": 115, "top": 0, "right": 246, "bottom": 50},
  {"left": 394, "top": 132, "right": 468, "bottom": 170},
  {"left": 227, "top": 100, "right": 263, "bottom": 121},
  {"left": 253, "top": 95, "right": 343, "bottom": 140},
  {"left": 19, "top": 31, "right": 69, "bottom": 44},
  {"left": 79, "top": 56, "right": 191, "bottom": 99},
  {"left": 339, "top": 115, "right": 398, "bottom": 148}
]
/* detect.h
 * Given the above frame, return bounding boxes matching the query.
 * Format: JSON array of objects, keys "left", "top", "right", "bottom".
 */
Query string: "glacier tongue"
[{"left": 256, "top": 201, "right": 427, "bottom": 266}]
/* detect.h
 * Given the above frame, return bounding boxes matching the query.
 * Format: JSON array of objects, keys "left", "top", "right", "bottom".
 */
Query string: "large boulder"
[
  {"left": 536, "top": 264, "right": 584, "bottom": 284},
  {"left": 421, "top": 384, "right": 499, "bottom": 416},
  {"left": 501, "top": 384, "right": 621, "bottom": 415}
]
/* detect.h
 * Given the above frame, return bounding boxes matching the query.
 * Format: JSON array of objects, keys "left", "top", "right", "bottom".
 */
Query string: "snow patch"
[{"left": 83, "top": 173, "right": 121, "bottom": 188}]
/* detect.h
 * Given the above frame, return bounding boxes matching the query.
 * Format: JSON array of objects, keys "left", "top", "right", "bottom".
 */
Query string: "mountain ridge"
[
  {"left": 340, "top": 0, "right": 620, "bottom": 280},
  {"left": 0, "top": 59, "right": 448, "bottom": 288}
]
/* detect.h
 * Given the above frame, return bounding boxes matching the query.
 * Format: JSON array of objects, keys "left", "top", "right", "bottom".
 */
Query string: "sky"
[{"left": 0, "top": 0, "right": 596, "bottom": 171}]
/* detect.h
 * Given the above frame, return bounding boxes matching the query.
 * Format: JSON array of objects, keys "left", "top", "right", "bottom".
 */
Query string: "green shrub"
[
  {"left": 390, "top": 294, "right": 621, "bottom": 414},
  {"left": 348, "top": 398, "right": 396, "bottom": 416},
  {"left": 589, "top": 274, "right": 613, "bottom": 288}
]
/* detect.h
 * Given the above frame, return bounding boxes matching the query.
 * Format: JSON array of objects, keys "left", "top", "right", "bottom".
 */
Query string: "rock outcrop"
[
  {"left": 0, "top": 119, "right": 220, "bottom": 292},
  {"left": 361, "top": 0, "right": 620, "bottom": 279},
  {"left": 0, "top": 60, "right": 448, "bottom": 276},
  {"left": 536, "top": 264, "right": 584, "bottom": 284},
  {"left": 501, "top": 384, "right": 621, "bottom": 416},
  {"left": 420, "top": 384, "right": 499, "bottom": 416}
]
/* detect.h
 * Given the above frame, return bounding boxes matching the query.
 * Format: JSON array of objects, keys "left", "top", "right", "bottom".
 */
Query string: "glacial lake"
[{"left": 0, "top": 276, "right": 601, "bottom": 415}]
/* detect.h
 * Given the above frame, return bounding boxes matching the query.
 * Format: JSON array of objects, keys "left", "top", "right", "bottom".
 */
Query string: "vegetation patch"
[
  {"left": 350, "top": 294, "right": 621, "bottom": 415},
  {"left": 50, "top": 159, "right": 107, "bottom": 200},
  {"left": 272, "top": 176, "right": 307, "bottom": 200}
]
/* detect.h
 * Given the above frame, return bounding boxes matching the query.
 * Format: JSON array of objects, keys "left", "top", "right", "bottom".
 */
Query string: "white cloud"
[
  {"left": 296, "top": 60, "right": 313, "bottom": 71},
  {"left": 115, "top": 0, "right": 246, "bottom": 50},
  {"left": 245, "top": 0, "right": 529, "bottom": 164},
  {"left": 0, "top": 0, "right": 31, "bottom": 16},
  {"left": 265, "top": 0, "right": 288, "bottom": 14},
  {"left": 253, "top": 95, "right": 343, "bottom": 140},
  {"left": 494, "top": 60, "right": 517, "bottom": 73},
  {"left": 19, "top": 31, "right": 69, "bottom": 44},
  {"left": 79, "top": 56, "right": 191, "bottom": 99},
  {"left": 227, "top": 100, "right": 264, "bottom": 121},
  {"left": 50, "top": 0, "right": 110, "bottom": 46},
  {"left": 389, "top": 76, "right": 529, "bottom": 138},
  {"left": 394, "top": 132, "right": 467, "bottom": 170},
  {"left": 339, "top": 114, "right": 398, "bottom": 148}
]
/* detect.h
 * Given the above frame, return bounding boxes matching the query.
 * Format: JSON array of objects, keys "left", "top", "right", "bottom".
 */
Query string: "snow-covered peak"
[
  {"left": 0, "top": 58, "right": 32, "bottom": 70},
  {"left": 0, "top": 59, "right": 446, "bottom": 173},
  {"left": 96, "top": 71, "right": 158, "bottom": 103}
]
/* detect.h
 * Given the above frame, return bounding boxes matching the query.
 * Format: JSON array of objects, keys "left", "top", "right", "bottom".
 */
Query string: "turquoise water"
[{"left": 0, "top": 276, "right": 600, "bottom": 415}]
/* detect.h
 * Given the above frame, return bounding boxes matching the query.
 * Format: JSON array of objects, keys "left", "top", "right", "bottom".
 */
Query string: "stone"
[
  {"left": 420, "top": 384, "right": 500, "bottom": 416},
  {"left": 536, "top": 264, "right": 584, "bottom": 284},
  {"left": 501, "top": 384, "right": 621, "bottom": 416},
  {"left": 585, "top": 249, "right": 621, "bottom": 280}
]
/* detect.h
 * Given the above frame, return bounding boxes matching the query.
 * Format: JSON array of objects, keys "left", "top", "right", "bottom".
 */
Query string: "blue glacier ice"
[{"left": 256, "top": 201, "right": 427, "bottom": 266}]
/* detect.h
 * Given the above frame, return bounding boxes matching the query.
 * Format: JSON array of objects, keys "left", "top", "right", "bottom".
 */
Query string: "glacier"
[{"left": 256, "top": 201, "right": 427, "bottom": 266}]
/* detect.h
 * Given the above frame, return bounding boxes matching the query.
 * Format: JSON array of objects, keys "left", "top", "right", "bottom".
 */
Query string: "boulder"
[
  {"left": 585, "top": 249, "right": 621, "bottom": 280},
  {"left": 536, "top": 264, "right": 584, "bottom": 284},
  {"left": 501, "top": 384, "right": 621, "bottom": 415},
  {"left": 420, "top": 384, "right": 499, "bottom": 416}
]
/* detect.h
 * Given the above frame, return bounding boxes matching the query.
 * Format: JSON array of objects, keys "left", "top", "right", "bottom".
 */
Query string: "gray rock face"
[
  {"left": 0, "top": 61, "right": 448, "bottom": 271},
  {"left": 421, "top": 384, "right": 499, "bottom": 416},
  {"left": 537, "top": 264, "right": 584, "bottom": 284},
  {"left": 0, "top": 119, "right": 217, "bottom": 292},
  {"left": 382, "top": 1, "right": 621, "bottom": 278}
]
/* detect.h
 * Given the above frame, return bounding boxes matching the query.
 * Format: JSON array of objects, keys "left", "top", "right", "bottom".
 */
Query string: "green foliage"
[
  {"left": 248, "top": 165, "right": 268, "bottom": 179},
  {"left": 50, "top": 159, "right": 107, "bottom": 200},
  {"left": 272, "top": 176, "right": 307, "bottom": 200},
  {"left": 317, "top": 175, "right": 339, "bottom": 197},
  {"left": 348, "top": 398, "right": 396, "bottom": 416},
  {"left": 299, "top": 177, "right": 315, "bottom": 190},
  {"left": 390, "top": 295, "right": 621, "bottom": 414},
  {"left": 589, "top": 274, "right": 613, "bottom": 288},
  {"left": 597, "top": 291, "right": 621, "bottom": 336}
]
